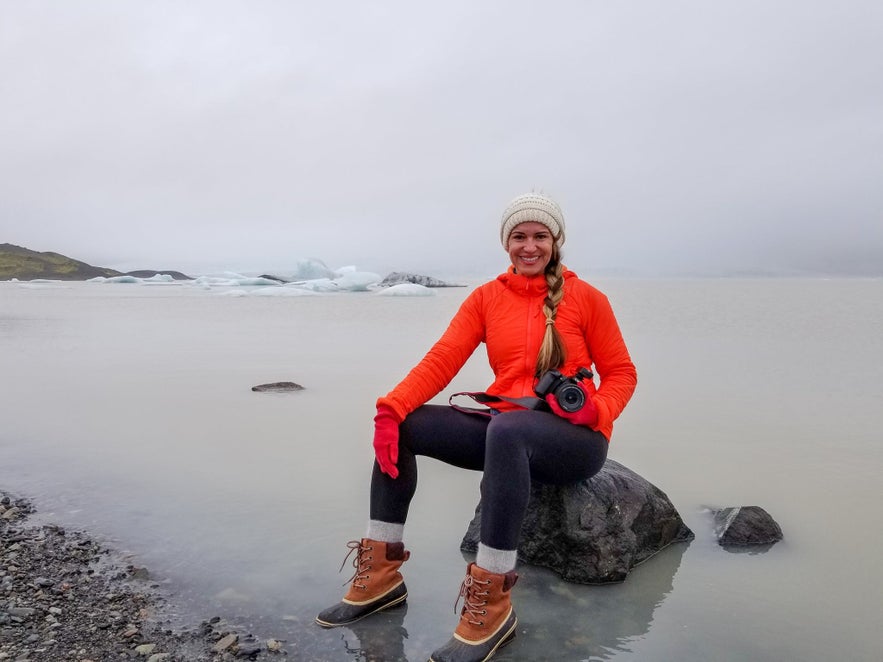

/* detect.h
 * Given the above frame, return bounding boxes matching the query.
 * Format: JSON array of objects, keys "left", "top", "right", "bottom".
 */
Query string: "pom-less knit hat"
[{"left": 500, "top": 192, "right": 566, "bottom": 248}]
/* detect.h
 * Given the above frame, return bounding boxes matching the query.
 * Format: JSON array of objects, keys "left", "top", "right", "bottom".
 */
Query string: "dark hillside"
[{"left": 0, "top": 243, "right": 123, "bottom": 280}]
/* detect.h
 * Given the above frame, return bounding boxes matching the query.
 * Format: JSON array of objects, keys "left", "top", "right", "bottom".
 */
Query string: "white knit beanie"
[{"left": 500, "top": 192, "right": 566, "bottom": 248}]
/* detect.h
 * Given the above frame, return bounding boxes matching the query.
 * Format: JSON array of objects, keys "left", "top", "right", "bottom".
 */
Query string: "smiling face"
[{"left": 506, "top": 222, "right": 555, "bottom": 277}]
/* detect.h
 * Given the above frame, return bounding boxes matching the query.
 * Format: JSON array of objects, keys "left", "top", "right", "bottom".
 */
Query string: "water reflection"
[
  {"left": 339, "top": 604, "right": 409, "bottom": 661},
  {"left": 489, "top": 541, "right": 689, "bottom": 661},
  {"left": 308, "top": 541, "right": 688, "bottom": 661},
  {"left": 719, "top": 543, "right": 777, "bottom": 555}
]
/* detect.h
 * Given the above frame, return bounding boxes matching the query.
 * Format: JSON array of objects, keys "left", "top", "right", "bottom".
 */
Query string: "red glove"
[
  {"left": 373, "top": 405, "right": 402, "bottom": 479},
  {"left": 545, "top": 380, "right": 599, "bottom": 428}
]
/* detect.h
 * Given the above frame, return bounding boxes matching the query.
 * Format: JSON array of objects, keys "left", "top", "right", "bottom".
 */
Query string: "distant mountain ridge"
[{"left": 0, "top": 244, "right": 190, "bottom": 281}]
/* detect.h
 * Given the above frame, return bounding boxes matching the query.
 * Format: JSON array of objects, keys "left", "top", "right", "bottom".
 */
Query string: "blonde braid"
[{"left": 535, "top": 251, "right": 567, "bottom": 377}]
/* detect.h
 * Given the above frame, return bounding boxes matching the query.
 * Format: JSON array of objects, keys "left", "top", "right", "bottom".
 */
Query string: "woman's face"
[{"left": 506, "top": 222, "right": 554, "bottom": 277}]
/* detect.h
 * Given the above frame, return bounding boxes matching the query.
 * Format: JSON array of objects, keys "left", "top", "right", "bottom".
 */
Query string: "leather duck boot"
[
  {"left": 429, "top": 562, "right": 519, "bottom": 662},
  {"left": 315, "top": 538, "right": 410, "bottom": 628}
]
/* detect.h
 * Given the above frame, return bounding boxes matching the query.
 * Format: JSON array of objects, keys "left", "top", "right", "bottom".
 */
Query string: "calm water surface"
[{"left": 1, "top": 278, "right": 881, "bottom": 661}]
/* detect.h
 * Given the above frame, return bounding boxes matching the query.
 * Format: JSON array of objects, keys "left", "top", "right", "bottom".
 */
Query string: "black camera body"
[{"left": 534, "top": 367, "right": 594, "bottom": 413}]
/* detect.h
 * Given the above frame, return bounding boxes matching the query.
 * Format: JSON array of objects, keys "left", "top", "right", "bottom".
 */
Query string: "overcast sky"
[{"left": 2, "top": 1, "right": 881, "bottom": 277}]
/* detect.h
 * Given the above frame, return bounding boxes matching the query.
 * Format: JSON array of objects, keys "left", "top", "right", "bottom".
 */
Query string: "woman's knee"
[
  {"left": 487, "top": 410, "right": 547, "bottom": 441},
  {"left": 485, "top": 412, "right": 536, "bottom": 459}
]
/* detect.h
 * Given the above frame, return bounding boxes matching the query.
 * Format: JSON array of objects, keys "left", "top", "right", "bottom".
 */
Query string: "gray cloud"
[{"left": 2, "top": 0, "right": 881, "bottom": 276}]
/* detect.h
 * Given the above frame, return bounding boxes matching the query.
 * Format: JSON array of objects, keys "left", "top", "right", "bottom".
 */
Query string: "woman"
[{"left": 316, "top": 192, "right": 637, "bottom": 662}]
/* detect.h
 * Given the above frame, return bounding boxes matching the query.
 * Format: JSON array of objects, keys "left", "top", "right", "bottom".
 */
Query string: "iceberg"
[
  {"left": 189, "top": 275, "right": 282, "bottom": 287},
  {"left": 294, "top": 278, "right": 339, "bottom": 292},
  {"left": 290, "top": 258, "right": 336, "bottom": 280},
  {"left": 103, "top": 275, "right": 141, "bottom": 284},
  {"left": 231, "top": 277, "right": 282, "bottom": 287},
  {"left": 87, "top": 273, "right": 180, "bottom": 286},
  {"left": 281, "top": 271, "right": 380, "bottom": 292},
  {"left": 18, "top": 280, "right": 69, "bottom": 289},
  {"left": 191, "top": 276, "right": 238, "bottom": 286},
  {"left": 334, "top": 271, "right": 381, "bottom": 291},
  {"left": 140, "top": 274, "right": 176, "bottom": 284},
  {"left": 252, "top": 287, "right": 319, "bottom": 297},
  {"left": 375, "top": 283, "right": 436, "bottom": 297}
]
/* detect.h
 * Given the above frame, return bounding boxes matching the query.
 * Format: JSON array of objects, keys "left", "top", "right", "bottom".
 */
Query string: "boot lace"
[
  {"left": 454, "top": 572, "right": 491, "bottom": 626},
  {"left": 339, "top": 540, "right": 373, "bottom": 589}
]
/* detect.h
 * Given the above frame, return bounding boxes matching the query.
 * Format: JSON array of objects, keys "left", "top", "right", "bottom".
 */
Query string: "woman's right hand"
[{"left": 373, "top": 405, "right": 401, "bottom": 479}]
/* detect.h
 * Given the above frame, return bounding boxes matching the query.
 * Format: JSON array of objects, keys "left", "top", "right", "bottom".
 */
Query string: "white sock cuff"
[
  {"left": 476, "top": 543, "right": 517, "bottom": 574},
  {"left": 366, "top": 520, "right": 404, "bottom": 543}
]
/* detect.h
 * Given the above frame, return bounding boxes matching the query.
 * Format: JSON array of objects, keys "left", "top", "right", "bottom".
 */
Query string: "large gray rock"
[
  {"left": 379, "top": 272, "right": 463, "bottom": 288},
  {"left": 461, "top": 459, "right": 693, "bottom": 584},
  {"left": 251, "top": 382, "right": 304, "bottom": 392},
  {"left": 712, "top": 506, "right": 783, "bottom": 547}
]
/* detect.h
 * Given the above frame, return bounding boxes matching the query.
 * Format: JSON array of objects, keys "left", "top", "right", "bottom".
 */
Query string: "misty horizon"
[{"left": 2, "top": 2, "right": 881, "bottom": 279}]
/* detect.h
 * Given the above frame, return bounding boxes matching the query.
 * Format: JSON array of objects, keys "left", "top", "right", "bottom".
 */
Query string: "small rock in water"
[
  {"left": 129, "top": 566, "right": 150, "bottom": 581},
  {"left": 251, "top": 382, "right": 305, "bottom": 393},
  {"left": 712, "top": 505, "right": 783, "bottom": 547},
  {"left": 235, "top": 638, "right": 263, "bottom": 657},
  {"left": 212, "top": 633, "right": 239, "bottom": 652},
  {"left": 135, "top": 643, "right": 157, "bottom": 656}
]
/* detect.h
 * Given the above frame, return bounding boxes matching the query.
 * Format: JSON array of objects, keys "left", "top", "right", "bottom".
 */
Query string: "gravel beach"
[{"left": 0, "top": 491, "right": 286, "bottom": 661}]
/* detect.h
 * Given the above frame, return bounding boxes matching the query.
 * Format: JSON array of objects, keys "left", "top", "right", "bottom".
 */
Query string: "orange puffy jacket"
[{"left": 377, "top": 266, "right": 637, "bottom": 441}]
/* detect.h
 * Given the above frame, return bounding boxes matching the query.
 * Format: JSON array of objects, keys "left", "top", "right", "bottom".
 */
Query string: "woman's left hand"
[{"left": 545, "top": 380, "right": 599, "bottom": 428}]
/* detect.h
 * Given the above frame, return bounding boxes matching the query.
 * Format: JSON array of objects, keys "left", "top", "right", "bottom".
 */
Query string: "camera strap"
[{"left": 448, "top": 391, "right": 550, "bottom": 418}]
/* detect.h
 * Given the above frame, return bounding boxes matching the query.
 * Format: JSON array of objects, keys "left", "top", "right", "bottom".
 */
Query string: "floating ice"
[
  {"left": 191, "top": 276, "right": 237, "bottom": 286},
  {"left": 295, "top": 278, "right": 339, "bottom": 292},
  {"left": 103, "top": 275, "right": 141, "bottom": 284},
  {"left": 375, "top": 283, "right": 436, "bottom": 297},
  {"left": 252, "top": 287, "right": 319, "bottom": 297},
  {"left": 232, "top": 277, "right": 282, "bottom": 287},
  {"left": 87, "top": 274, "right": 179, "bottom": 285},
  {"left": 335, "top": 271, "right": 381, "bottom": 291},
  {"left": 46, "top": 261, "right": 406, "bottom": 295},
  {"left": 291, "top": 258, "right": 336, "bottom": 280},
  {"left": 18, "top": 280, "right": 69, "bottom": 289}
]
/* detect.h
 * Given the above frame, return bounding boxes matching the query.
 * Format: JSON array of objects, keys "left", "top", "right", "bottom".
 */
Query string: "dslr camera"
[{"left": 534, "top": 367, "right": 594, "bottom": 413}]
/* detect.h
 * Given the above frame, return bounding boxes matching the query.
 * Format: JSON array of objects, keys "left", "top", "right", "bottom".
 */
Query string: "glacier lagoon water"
[{"left": 1, "top": 277, "right": 881, "bottom": 661}]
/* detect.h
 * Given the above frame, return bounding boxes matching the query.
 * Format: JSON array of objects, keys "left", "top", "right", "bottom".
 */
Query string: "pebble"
[
  {"left": 236, "top": 640, "right": 263, "bottom": 657},
  {"left": 134, "top": 643, "right": 156, "bottom": 655},
  {"left": 212, "top": 632, "right": 239, "bottom": 652}
]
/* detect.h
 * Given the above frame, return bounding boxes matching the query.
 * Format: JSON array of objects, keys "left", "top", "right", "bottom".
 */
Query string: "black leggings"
[{"left": 370, "top": 404, "right": 608, "bottom": 551}]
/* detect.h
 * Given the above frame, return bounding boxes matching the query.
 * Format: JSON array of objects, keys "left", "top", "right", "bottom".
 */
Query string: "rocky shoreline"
[{"left": 0, "top": 492, "right": 286, "bottom": 661}]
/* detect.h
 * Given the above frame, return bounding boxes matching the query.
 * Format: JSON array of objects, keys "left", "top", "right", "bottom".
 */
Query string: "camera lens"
[{"left": 557, "top": 383, "right": 585, "bottom": 413}]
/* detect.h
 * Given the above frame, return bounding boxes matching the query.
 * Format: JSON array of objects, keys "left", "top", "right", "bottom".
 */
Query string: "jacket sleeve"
[
  {"left": 377, "top": 288, "right": 486, "bottom": 421},
  {"left": 585, "top": 292, "right": 637, "bottom": 437}
]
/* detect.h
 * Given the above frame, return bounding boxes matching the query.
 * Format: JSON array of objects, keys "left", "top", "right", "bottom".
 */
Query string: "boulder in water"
[
  {"left": 712, "top": 505, "right": 783, "bottom": 547},
  {"left": 461, "top": 459, "right": 693, "bottom": 584}
]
